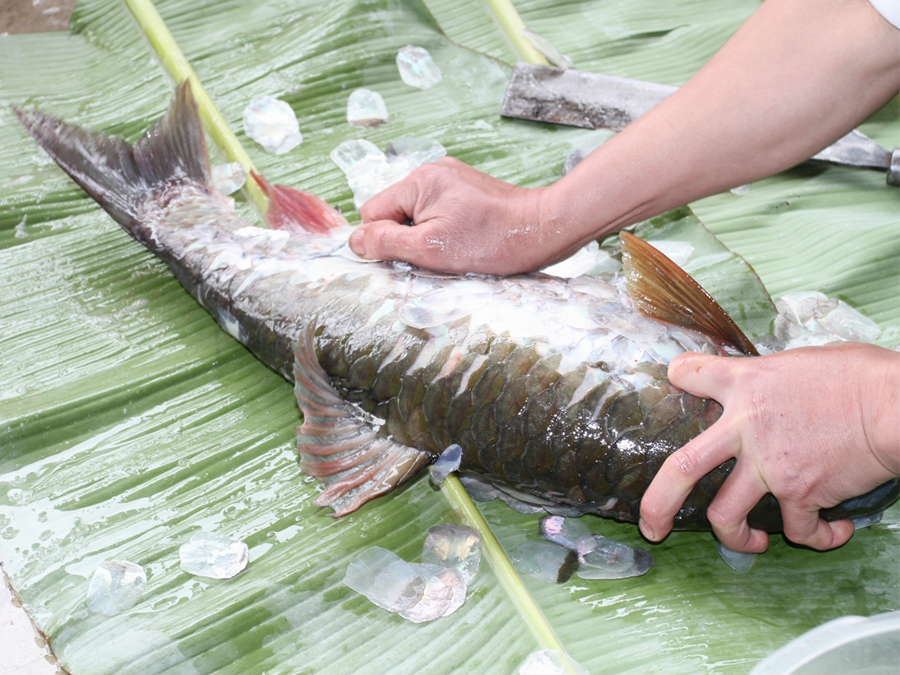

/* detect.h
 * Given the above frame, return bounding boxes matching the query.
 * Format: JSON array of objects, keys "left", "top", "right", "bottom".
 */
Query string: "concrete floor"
[{"left": 1, "top": 4, "right": 77, "bottom": 674}]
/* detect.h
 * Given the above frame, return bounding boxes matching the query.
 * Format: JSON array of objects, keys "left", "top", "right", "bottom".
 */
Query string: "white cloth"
[{"left": 868, "top": 0, "right": 900, "bottom": 29}]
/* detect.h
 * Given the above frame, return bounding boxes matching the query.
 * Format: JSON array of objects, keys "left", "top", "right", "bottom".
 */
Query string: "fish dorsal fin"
[
  {"left": 293, "top": 323, "right": 433, "bottom": 517},
  {"left": 620, "top": 231, "right": 758, "bottom": 356}
]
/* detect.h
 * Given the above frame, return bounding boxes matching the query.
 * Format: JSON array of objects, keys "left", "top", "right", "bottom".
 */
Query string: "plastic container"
[{"left": 750, "top": 611, "right": 900, "bottom": 675}]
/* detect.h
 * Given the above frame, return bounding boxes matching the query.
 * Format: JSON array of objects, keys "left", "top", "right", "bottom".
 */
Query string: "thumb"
[
  {"left": 668, "top": 352, "right": 740, "bottom": 401},
  {"left": 349, "top": 220, "right": 424, "bottom": 265}
]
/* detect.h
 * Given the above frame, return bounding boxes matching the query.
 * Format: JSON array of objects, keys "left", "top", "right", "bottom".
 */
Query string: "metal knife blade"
[{"left": 500, "top": 63, "right": 898, "bottom": 185}]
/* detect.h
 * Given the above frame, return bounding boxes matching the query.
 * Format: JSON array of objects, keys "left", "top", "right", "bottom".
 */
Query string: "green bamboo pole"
[
  {"left": 442, "top": 474, "right": 578, "bottom": 665},
  {"left": 481, "top": 0, "right": 550, "bottom": 65},
  {"left": 122, "top": 0, "right": 268, "bottom": 216}
]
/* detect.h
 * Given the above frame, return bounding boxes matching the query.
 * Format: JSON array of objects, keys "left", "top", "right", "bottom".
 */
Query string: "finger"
[
  {"left": 639, "top": 420, "right": 741, "bottom": 541},
  {"left": 705, "top": 460, "right": 770, "bottom": 553},
  {"left": 359, "top": 178, "right": 419, "bottom": 225},
  {"left": 349, "top": 219, "right": 424, "bottom": 264},
  {"left": 780, "top": 504, "right": 856, "bottom": 551},
  {"left": 668, "top": 352, "right": 743, "bottom": 401}
]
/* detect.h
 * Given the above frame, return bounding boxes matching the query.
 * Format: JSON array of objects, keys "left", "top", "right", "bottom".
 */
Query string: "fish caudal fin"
[
  {"left": 253, "top": 172, "right": 348, "bottom": 235},
  {"left": 293, "top": 324, "right": 433, "bottom": 517},
  {"left": 620, "top": 231, "right": 759, "bottom": 356},
  {"left": 14, "top": 82, "right": 211, "bottom": 241}
]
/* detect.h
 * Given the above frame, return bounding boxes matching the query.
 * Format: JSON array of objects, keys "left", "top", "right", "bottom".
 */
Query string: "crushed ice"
[
  {"left": 347, "top": 88, "right": 389, "bottom": 127},
  {"left": 179, "top": 531, "right": 249, "bottom": 579},
  {"left": 344, "top": 524, "right": 481, "bottom": 623},
  {"left": 242, "top": 96, "right": 303, "bottom": 154},
  {"left": 519, "top": 648, "right": 590, "bottom": 675},
  {"left": 716, "top": 540, "right": 757, "bottom": 574},
  {"left": 511, "top": 515, "right": 654, "bottom": 582},
  {"left": 212, "top": 162, "right": 246, "bottom": 195},
  {"left": 429, "top": 443, "right": 462, "bottom": 485},
  {"left": 86, "top": 560, "right": 146, "bottom": 616},
  {"left": 396, "top": 45, "right": 442, "bottom": 89},
  {"left": 330, "top": 136, "right": 446, "bottom": 209},
  {"left": 422, "top": 523, "right": 481, "bottom": 584},
  {"left": 511, "top": 540, "right": 579, "bottom": 584},
  {"left": 774, "top": 291, "right": 881, "bottom": 348}
]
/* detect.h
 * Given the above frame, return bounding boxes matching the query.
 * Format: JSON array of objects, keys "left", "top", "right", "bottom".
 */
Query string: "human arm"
[
  {"left": 639, "top": 343, "right": 900, "bottom": 552},
  {"left": 350, "top": 0, "right": 900, "bottom": 274}
]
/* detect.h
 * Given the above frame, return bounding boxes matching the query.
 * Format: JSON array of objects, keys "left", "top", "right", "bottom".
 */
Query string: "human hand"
[
  {"left": 349, "top": 158, "right": 580, "bottom": 275},
  {"left": 639, "top": 342, "right": 900, "bottom": 552}
]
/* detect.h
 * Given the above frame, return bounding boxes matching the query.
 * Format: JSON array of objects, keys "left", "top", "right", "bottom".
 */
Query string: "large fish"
[{"left": 15, "top": 82, "right": 897, "bottom": 530}]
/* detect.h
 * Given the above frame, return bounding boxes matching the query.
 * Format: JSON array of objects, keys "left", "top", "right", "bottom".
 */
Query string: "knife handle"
[{"left": 887, "top": 148, "right": 900, "bottom": 187}]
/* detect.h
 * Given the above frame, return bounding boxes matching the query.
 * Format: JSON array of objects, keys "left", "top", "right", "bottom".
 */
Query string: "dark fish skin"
[{"left": 16, "top": 82, "right": 899, "bottom": 528}]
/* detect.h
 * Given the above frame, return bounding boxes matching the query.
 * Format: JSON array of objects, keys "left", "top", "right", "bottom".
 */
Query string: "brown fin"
[
  {"left": 293, "top": 323, "right": 433, "bottom": 517},
  {"left": 620, "top": 231, "right": 758, "bottom": 356}
]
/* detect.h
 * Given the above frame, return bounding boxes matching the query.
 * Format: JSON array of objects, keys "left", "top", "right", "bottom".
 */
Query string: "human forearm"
[{"left": 538, "top": 0, "right": 900, "bottom": 262}]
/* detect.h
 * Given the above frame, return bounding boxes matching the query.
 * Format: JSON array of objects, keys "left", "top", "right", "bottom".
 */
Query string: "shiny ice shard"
[
  {"left": 179, "top": 531, "right": 249, "bottom": 579},
  {"left": 86, "top": 560, "right": 146, "bottom": 616}
]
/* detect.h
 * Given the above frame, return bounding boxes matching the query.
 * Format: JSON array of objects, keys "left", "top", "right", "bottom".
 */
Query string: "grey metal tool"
[{"left": 501, "top": 63, "right": 899, "bottom": 186}]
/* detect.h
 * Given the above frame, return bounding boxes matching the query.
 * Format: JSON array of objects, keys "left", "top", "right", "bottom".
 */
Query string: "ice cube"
[
  {"left": 179, "top": 531, "right": 249, "bottom": 579},
  {"left": 576, "top": 535, "right": 654, "bottom": 579},
  {"left": 422, "top": 523, "right": 481, "bottom": 584},
  {"left": 344, "top": 547, "right": 426, "bottom": 612},
  {"left": 385, "top": 136, "right": 447, "bottom": 168},
  {"left": 397, "top": 564, "right": 466, "bottom": 623},
  {"left": 396, "top": 45, "right": 442, "bottom": 89},
  {"left": 86, "top": 560, "right": 146, "bottom": 616},
  {"left": 211, "top": 162, "right": 246, "bottom": 195},
  {"left": 344, "top": 547, "right": 467, "bottom": 622},
  {"left": 347, "top": 88, "right": 389, "bottom": 127},
  {"left": 511, "top": 540, "right": 579, "bottom": 584},
  {"left": 539, "top": 515, "right": 592, "bottom": 554},
  {"left": 716, "top": 540, "right": 757, "bottom": 574},
  {"left": 519, "top": 649, "right": 590, "bottom": 675},
  {"left": 243, "top": 96, "right": 303, "bottom": 154},
  {"left": 330, "top": 139, "right": 386, "bottom": 175},
  {"left": 817, "top": 300, "right": 881, "bottom": 343},
  {"left": 458, "top": 473, "right": 503, "bottom": 502},
  {"left": 429, "top": 444, "right": 462, "bottom": 485}
]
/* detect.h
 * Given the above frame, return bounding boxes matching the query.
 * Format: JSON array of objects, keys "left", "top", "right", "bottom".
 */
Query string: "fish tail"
[{"left": 14, "top": 82, "right": 211, "bottom": 243}]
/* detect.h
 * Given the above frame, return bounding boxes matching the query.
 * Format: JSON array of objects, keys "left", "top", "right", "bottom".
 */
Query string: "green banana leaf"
[{"left": 0, "top": 1, "right": 897, "bottom": 674}]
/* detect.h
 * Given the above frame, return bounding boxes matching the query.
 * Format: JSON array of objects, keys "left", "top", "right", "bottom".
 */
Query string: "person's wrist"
[{"left": 866, "top": 346, "right": 900, "bottom": 476}]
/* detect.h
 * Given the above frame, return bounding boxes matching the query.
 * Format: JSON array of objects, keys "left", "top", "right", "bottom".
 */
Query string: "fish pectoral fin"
[
  {"left": 292, "top": 325, "right": 432, "bottom": 517},
  {"left": 253, "top": 172, "right": 349, "bottom": 235},
  {"left": 620, "top": 231, "right": 759, "bottom": 356}
]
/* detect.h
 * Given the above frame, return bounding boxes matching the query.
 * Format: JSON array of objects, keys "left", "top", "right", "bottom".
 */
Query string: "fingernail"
[
  {"left": 639, "top": 518, "right": 656, "bottom": 541},
  {"left": 349, "top": 229, "right": 364, "bottom": 255}
]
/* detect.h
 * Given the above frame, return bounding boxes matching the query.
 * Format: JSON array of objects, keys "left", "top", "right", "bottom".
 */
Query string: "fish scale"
[{"left": 15, "top": 81, "right": 898, "bottom": 527}]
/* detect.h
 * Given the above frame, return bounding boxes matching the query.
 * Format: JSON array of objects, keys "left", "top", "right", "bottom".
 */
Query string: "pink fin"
[
  {"left": 253, "top": 172, "right": 348, "bottom": 235},
  {"left": 293, "top": 324, "right": 433, "bottom": 517}
]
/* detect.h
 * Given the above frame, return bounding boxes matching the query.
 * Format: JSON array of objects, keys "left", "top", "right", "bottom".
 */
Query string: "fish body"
[{"left": 16, "top": 83, "right": 898, "bottom": 527}]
